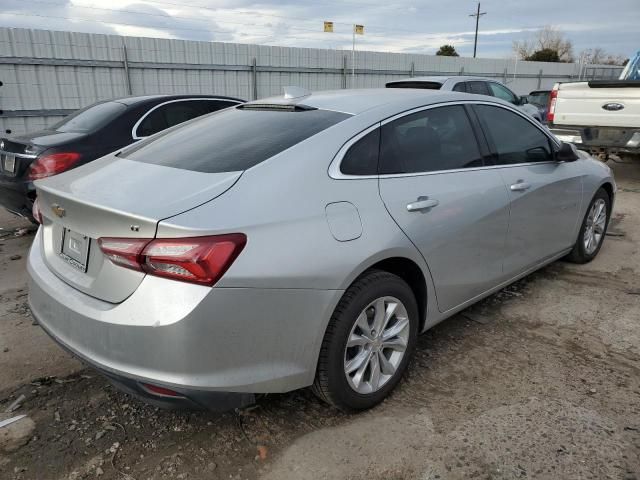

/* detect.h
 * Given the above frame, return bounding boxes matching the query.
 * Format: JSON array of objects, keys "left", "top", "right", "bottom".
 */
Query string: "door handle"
[
  {"left": 407, "top": 196, "right": 439, "bottom": 212},
  {"left": 510, "top": 181, "right": 532, "bottom": 192}
]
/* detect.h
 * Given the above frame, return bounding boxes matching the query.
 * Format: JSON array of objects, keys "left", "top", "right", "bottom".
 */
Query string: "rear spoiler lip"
[{"left": 587, "top": 80, "right": 640, "bottom": 88}]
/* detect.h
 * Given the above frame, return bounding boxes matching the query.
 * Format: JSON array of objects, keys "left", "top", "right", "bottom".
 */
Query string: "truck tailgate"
[{"left": 554, "top": 82, "right": 640, "bottom": 127}]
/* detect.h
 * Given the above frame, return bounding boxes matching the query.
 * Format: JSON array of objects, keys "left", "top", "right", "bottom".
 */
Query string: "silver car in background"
[
  {"left": 386, "top": 75, "right": 544, "bottom": 122},
  {"left": 28, "top": 88, "right": 615, "bottom": 412}
]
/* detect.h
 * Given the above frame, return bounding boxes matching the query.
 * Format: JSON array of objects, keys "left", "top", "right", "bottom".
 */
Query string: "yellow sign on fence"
[
  {"left": 354, "top": 24, "right": 364, "bottom": 35},
  {"left": 324, "top": 21, "right": 334, "bottom": 33}
]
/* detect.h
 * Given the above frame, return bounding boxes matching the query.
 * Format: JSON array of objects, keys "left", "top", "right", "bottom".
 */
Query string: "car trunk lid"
[{"left": 35, "top": 154, "right": 242, "bottom": 303}]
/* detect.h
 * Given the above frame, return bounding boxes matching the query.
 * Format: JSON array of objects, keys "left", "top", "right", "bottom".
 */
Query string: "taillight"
[
  {"left": 27, "top": 152, "right": 81, "bottom": 180},
  {"left": 32, "top": 197, "right": 43, "bottom": 224},
  {"left": 98, "top": 234, "right": 247, "bottom": 286},
  {"left": 547, "top": 84, "right": 559, "bottom": 124}
]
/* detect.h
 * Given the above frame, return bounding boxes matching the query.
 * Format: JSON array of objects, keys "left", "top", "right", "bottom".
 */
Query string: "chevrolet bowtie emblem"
[{"left": 51, "top": 203, "right": 66, "bottom": 218}]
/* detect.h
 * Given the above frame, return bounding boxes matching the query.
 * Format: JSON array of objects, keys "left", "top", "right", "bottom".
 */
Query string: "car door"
[
  {"left": 378, "top": 104, "right": 511, "bottom": 312},
  {"left": 473, "top": 104, "right": 583, "bottom": 275}
]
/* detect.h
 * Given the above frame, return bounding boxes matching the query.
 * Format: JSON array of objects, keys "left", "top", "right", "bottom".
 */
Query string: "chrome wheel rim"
[
  {"left": 584, "top": 198, "right": 607, "bottom": 255},
  {"left": 344, "top": 296, "right": 410, "bottom": 395}
]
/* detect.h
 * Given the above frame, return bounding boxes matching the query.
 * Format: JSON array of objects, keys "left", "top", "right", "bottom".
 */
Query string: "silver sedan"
[{"left": 27, "top": 88, "right": 615, "bottom": 412}]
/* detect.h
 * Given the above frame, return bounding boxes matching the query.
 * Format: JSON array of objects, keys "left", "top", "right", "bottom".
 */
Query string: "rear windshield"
[
  {"left": 51, "top": 101, "right": 127, "bottom": 133},
  {"left": 386, "top": 81, "right": 443, "bottom": 90},
  {"left": 121, "top": 107, "right": 350, "bottom": 173}
]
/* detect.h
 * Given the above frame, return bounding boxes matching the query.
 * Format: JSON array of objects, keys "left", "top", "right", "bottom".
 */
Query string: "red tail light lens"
[
  {"left": 32, "top": 197, "right": 43, "bottom": 224},
  {"left": 140, "top": 383, "right": 184, "bottom": 398},
  {"left": 547, "top": 85, "right": 559, "bottom": 124},
  {"left": 28, "top": 152, "right": 81, "bottom": 180},
  {"left": 97, "top": 238, "right": 151, "bottom": 271},
  {"left": 98, "top": 234, "right": 247, "bottom": 286}
]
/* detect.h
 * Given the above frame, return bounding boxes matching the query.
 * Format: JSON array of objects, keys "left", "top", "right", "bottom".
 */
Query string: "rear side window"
[
  {"left": 340, "top": 129, "right": 380, "bottom": 175},
  {"left": 474, "top": 105, "right": 553, "bottom": 164},
  {"left": 467, "top": 81, "right": 491, "bottom": 95},
  {"left": 136, "top": 100, "right": 215, "bottom": 137},
  {"left": 452, "top": 83, "right": 467, "bottom": 92},
  {"left": 51, "top": 101, "right": 126, "bottom": 133},
  {"left": 379, "top": 105, "right": 483, "bottom": 174},
  {"left": 123, "top": 107, "right": 350, "bottom": 173}
]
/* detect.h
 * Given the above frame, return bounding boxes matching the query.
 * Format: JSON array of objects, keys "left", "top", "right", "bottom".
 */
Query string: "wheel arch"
[{"left": 340, "top": 254, "right": 431, "bottom": 333}]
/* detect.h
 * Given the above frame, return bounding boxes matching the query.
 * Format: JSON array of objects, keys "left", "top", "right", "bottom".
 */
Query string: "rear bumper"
[
  {"left": 0, "top": 179, "right": 33, "bottom": 217},
  {"left": 550, "top": 125, "right": 640, "bottom": 154},
  {"left": 27, "top": 228, "right": 342, "bottom": 407}
]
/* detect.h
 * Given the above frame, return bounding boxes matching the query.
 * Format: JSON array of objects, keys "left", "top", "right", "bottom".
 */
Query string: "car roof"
[
  {"left": 248, "top": 88, "right": 507, "bottom": 116},
  {"left": 111, "top": 94, "right": 244, "bottom": 106},
  {"left": 386, "top": 75, "right": 500, "bottom": 85}
]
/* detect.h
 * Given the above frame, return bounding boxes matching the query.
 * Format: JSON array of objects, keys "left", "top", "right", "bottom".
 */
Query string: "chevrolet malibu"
[{"left": 27, "top": 88, "right": 615, "bottom": 412}]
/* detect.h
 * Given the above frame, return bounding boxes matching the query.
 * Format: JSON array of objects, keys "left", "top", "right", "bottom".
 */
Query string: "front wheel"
[
  {"left": 312, "top": 270, "right": 418, "bottom": 412},
  {"left": 566, "top": 188, "right": 611, "bottom": 263}
]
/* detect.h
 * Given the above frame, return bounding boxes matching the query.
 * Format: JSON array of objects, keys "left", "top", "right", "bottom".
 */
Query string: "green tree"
[
  {"left": 436, "top": 44, "right": 459, "bottom": 57},
  {"left": 526, "top": 48, "right": 560, "bottom": 62}
]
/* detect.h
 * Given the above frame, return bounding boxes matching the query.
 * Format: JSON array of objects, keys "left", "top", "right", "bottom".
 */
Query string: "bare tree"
[
  {"left": 513, "top": 25, "right": 574, "bottom": 62},
  {"left": 579, "top": 48, "right": 627, "bottom": 66}
]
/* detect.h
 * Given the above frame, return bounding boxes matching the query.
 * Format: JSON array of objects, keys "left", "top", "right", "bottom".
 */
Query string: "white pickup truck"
[{"left": 548, "top": 51, "right": 640, "bottom": 160}]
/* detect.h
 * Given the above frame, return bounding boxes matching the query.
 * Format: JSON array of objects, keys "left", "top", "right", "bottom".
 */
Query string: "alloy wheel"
[
  {"left": 343, "top": 296, "right": 410, "bottom": 394},
  {"left": 584, "top": 198, "right": 607, "bottom": 255}
]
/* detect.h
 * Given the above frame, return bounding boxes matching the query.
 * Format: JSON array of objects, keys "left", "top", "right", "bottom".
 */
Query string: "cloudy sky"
[{"left": 1, "top": 0, "right": 638, "bottom": 59}]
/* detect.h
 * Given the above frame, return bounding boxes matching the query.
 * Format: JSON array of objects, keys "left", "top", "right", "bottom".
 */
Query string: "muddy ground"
[{"left": 0, "top": 160, "right": 639, "bottom": 480}]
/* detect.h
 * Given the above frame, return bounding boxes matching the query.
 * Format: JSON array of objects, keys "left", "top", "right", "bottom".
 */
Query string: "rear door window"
[
  {"left": 467, "top": 81, "right": 491, "bottom": 96},
  {"left": 123, "top": 107, "right": 350, "bottom": 173},
  {"left": 136, "top": 100, "right": 211, "bottom": 137},
  {"left": 474, "top": 105, "right": 553, "bottom": 164},
  {"left": 452, "top": 82, "right": 467, "bottom": 92},
  {"left": 379, "top": 105, "right": 483, "bottom": 174}
]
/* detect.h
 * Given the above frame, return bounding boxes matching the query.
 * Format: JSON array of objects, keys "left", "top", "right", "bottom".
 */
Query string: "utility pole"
[{"left": 469, "top": 2, "right": 486, "bottom": 58}]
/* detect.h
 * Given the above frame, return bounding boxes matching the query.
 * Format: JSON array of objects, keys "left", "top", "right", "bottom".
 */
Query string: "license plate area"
[
  {"left": 59, "top": 228, "right": 91, "bottom": 272},
  {"left": 2, "top": 154, "right": 16, "bottom": 174}
]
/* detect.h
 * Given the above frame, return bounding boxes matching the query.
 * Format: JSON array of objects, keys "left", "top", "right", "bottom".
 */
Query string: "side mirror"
[
  {"left": 519, "top": 95, "right": 529, "bottom": 105},
  {"left": 555, "top": 141, "right": 580, "bottom": 162}
]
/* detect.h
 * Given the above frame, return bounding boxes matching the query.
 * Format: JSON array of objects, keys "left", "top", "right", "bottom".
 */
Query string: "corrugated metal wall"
[{"left": 0, "top": 27, "right": 624, "bottom": 135}]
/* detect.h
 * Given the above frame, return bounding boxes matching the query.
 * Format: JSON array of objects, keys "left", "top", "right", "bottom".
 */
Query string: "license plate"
[
  {"left": 60, "top": 228, "right": 91, "bottom": 272},
  {"left": 3, "top": 154, "right": 16, "bottom": 173}
]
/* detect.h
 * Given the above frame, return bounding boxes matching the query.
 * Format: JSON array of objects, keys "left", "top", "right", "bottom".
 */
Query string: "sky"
[{"left": 1, "top": 0, "right": 638, "bottom": 60}]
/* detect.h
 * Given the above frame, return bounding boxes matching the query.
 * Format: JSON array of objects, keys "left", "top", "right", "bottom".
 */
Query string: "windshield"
[
  {"left": 51, "top": 101, "right": 127, "bottom": 133},
  {"left": 121, "top": 106, "right": 350, "bottom": 173},
  {"left": 619, "top": 51, "right": 640, "bottom": 80}
]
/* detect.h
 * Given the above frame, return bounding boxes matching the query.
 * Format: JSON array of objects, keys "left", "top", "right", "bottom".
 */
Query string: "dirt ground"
[{"left": 1, "top": 159, "right": 639, "bottom": 480}]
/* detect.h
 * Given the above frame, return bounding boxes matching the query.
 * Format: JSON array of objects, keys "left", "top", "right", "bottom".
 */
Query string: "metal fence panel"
[{"left": 0, "top": 27, "right": 625, "bottom": 135}]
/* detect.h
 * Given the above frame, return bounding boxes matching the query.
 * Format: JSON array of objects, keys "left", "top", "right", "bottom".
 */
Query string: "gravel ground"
[{"left": 0, "top": 159, "right": 639, "bottom": 480}]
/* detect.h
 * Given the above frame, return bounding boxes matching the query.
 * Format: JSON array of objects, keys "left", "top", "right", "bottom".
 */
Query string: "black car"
[{"left": 0, "top": 94, "right": 243, "bottom": 218}]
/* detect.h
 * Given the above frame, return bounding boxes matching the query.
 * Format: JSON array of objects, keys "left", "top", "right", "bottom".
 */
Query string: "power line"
[{"left": 469, "top": 2, "right": 487, "bottom": 58}]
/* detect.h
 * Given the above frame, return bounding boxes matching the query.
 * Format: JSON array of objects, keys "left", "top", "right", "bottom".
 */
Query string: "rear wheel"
[
  {"left": 566, "top": 188, "right": 610, "bottom": 263},
  {"left": 312, "top": 270, "right": 418, "bottom": 412}
]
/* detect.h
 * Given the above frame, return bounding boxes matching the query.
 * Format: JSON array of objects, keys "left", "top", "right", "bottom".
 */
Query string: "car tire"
[
  {"left": 566, "top": 187, "right": 611, "bottom": 264},
  {"left": 312, "top": 269, "right": 418, "bottom": 412}
]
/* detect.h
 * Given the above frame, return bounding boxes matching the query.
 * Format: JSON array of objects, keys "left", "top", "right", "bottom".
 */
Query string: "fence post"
[
  {"left": 122, "top": 44, "right": 132, "bottom": 95},
  {"left": 503, "top": 68, "right": 507, "bottom": 84},
  {"left": 342, "top": 55, "right": 347, "bottom": 89},
  {"left": 410, "top": 61, "right": 415, "bottom": 77},
  {"left": 459, "top": 66, "right": 464, "bottom": 76},
  {"left": 251, "top": 58, "right": 258, "bottom": 100},
  {"left": 537, "top": 69, "right": 543, "bottom": 89}
]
